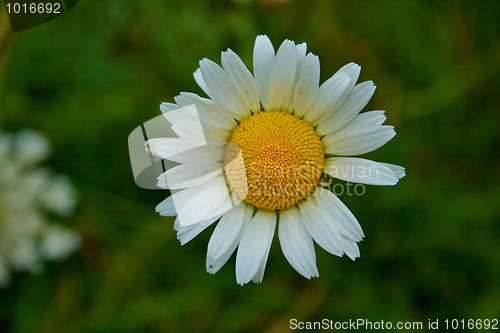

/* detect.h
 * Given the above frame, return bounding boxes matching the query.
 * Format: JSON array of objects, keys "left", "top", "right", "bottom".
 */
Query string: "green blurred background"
[{"left": 1, "top": 0, "right": 499, "bottom": 332}]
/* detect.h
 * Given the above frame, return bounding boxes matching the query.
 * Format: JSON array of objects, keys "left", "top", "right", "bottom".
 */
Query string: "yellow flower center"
[{"left": 224, "top": 111, "right": 324, "bottom": 211}]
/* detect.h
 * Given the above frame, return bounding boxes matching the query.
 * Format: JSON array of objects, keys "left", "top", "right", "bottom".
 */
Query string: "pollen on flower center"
[{"left": 224, "top": 111, "right": 324, "bottom": 211}]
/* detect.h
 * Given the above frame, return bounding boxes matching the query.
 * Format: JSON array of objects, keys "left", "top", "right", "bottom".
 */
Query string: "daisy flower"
[
  {"left": 0, "top": 129, "right": 80, "bottom": 287},
  {"left": 146, "top": 35, "right": 405, "bottom": 285}
]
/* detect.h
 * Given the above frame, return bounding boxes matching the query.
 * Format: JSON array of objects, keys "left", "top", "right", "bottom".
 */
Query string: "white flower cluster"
[{"left": 0, "top": 129, "right": 80, "bottom": 287}]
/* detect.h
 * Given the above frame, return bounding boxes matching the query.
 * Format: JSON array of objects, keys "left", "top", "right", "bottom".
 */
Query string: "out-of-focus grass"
[{"left": 1, "top": 0, "right": 499, "bottom": 332}]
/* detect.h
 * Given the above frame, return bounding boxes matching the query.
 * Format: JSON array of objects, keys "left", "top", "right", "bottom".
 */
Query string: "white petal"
[
  {"left": 252, "top": 215, "right": 276, "bottom": 284},
  {"left": 156, "top": 162, "right": 222, "bottom": 190},
  {"left": 279, "top": 206, "right": 319, "bottom": 279},
  {"left": 163, "top": 105, "right": 199, "bottom": 123},
  {"left": 292, "top": 53, "right": 320, "bottom": 118},
  {"left": 171, "top": 176, "right": 233, "bottom": 227},
  {"left": 342, "top": 238, "right": 360, "bottom": 260},
  {"left": 267, "top": 40, "right": 297, "bottom": 111},
  {"left": 380, "top": 162, "right": 406, "bottom": 179},
  {"left": 145, "top": 138, "right": 196, "bottom": 160},
  {"left": 207, "top": 202, "right": 253, "bottom": 260},
  {"left": 221, "top": 49, "right": 260, "bottom": 112},
  {"left": 174, "top": 92, "right": 237, "bottom": 131},
  {"left": 285, "top": 43, "right": 308, "bottom": 113},
  {"left": 173, "top": 216, "right": 181, "bottom": 231},
  {"left": 295, "top": 43, "right": 307, "bottom": 68},
  {"left": 323, "top": 126, "right": 395, "bottom": 156},
  {"left": 194, "top": 68, "right": 213, "bottom": 99},
  {"left": 324, "top": 157, "right": 400, "bottom": 185},
  {"left": 201, "top": 126, "right": 232, "bottom": 143},
  {"left": 300, "top": 62, "right": 359, "bottom": 122},
  {"left": 317, "top": 81, "right": 376, "bottom": 136},
  {"left": 163, "top": 106, "right": 207, "bottom": 146},
  {"left": 171, "top": 121, "right": 205, "bottom": 145},
  {"left": 235, "top": 210, "right": 276, "bottom": 285},
  {"left": 206, "top": 241, "right": 237, "bottom": 274},
  {"left": 172, "top": 142, "right": 225, "bottom": 163},
  {"left": 346, "top": 110, "right": 387, "bottom": 127},
  {"left": 146, "top": 138, "right": 225, "bottom": 164},
  {"left": 322, "top": 110, "right": 393, "bottom": 156},
  {"left": 176, "top": 214, "right": 222, "bottom": 245},
  {"left": 206, "top": 203, "right": 254, "bottom": 274},
  {"left": 326, "top": 62, "right": 361, "bottom": 102},
  {"left": 312, "top": 188, "right": 364, "bottom": 241},
  {"left": 310, "top": 195, "right": 357, "bottom": 242},
  {"left": 155, "top": 196, "right": 176, "bottom": 216},
  {"left": 303, "top": 73, "right": 351, "bottom": 125},
  {"left": 298, "top": 198, "right": 344, "bottom": 256},
  {"left": 199, "top": 58, "right": 250, "bottom": 121},
  {"left": 173, "top": 124, "right": 205, "bottom": 146},
  {"left": 160, "top": 102, "right": 178, "bottom": 113},
  {"left": 335, "top": 62, "right": 361, "bottom": 83},
  {"left": 253, "top": 35, "right": 275, "bottom": 110}
]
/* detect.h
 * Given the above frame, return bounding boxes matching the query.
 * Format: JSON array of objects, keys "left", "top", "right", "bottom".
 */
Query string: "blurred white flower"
[
  {"left": 0, "top": 129, "right": 80, "bottom": 287},
  {"left": 14, "top": 129, "right": 51, "bottom": 165},
  {"left": 39, "top": 175, "right": 78, "bottom": 217},
  {"left": 40, "top": 225, "right": 81, "bottom": 261}
]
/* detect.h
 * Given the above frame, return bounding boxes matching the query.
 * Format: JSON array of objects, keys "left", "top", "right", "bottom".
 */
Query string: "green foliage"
[{"left": 1, "top": 0, "right": 499, "bottom": 332}]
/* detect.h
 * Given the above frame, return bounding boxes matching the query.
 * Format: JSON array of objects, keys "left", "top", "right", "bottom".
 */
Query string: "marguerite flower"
[
  {"left": 0, "top": 129, "right": 80, "bottom": 287},
  {"left": 146, "top": 35, "right": 405, "bottom": 285}
]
